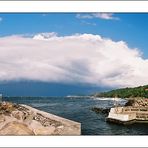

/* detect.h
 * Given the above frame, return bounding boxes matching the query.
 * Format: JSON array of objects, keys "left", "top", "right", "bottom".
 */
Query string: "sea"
[{"left": 3, "top": 96, "right": 148, "bottom": 135}]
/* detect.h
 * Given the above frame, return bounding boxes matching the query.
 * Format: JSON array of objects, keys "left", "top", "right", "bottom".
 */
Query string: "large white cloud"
[
  {"left": 76, "top": 13, "right": 119, "bottom": 20},
  {"left": 0, "top": 33, "right": 148, "bottom": 88}
]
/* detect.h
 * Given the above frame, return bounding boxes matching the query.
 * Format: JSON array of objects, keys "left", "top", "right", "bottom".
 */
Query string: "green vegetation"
[{"left": 95, "top": 85, "right": 148, "bottom": 98}]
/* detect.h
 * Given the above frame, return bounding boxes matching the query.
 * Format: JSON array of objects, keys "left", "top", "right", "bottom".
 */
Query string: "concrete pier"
[{"left": 107, "top": 106, "right": 148, "bottom": 124}]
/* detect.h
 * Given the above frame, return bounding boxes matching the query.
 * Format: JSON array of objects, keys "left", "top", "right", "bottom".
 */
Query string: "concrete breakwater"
[
  {"left": 0, "top": 101, "right": 81, "bottom": 135},
  {"left": 107, "top": 99, "right": 148, "bottom": 124}
]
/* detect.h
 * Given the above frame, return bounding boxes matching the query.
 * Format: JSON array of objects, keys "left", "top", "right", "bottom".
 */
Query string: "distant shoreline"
[{"left": 94, "top": 85, "right": 148, "bottom": 99}]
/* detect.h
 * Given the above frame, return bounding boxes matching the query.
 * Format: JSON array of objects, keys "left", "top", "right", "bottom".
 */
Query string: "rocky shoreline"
[
  {"left": 0, "top": 101, "right": 81, "bottom": 135},
  {"left": 91, "top": 98, "right": 148, "bottom": 116}
]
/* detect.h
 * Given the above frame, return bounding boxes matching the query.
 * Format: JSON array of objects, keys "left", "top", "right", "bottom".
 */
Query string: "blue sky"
[
  {"left": 0, "top": 13, "right": 148, "bottom": 96},
  {"left": 0, "top": 13, "right": 148, "bottom": 58}
]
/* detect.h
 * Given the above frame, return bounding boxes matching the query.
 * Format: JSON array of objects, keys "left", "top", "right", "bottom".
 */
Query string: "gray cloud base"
[{"left": 0, "top": 33, "right": 147, "bottom": 88}]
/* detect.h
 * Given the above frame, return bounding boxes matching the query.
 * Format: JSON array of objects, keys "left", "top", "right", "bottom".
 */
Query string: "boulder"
[
  {"left": 11, "top": 111, "right": 24, "bottom": 120},
  {"left": 30, "top": 120, "right": 55, "bottom": 135},
  {"left": 124, "top": 99, "right": 135, "bottom": 106},
  {"left": 0, "top": 121, "right": 34, "bottom": 135},
  {"left": 91, "top": 107, "right": 110, "bottom": 115}
]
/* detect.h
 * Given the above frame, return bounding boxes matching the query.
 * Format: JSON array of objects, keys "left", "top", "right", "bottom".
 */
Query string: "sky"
[{"left": 0, "top": 13, "right": 148, "bottom": 96}]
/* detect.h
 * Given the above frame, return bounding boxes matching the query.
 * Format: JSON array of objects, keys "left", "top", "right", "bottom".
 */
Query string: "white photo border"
[{"left": 0, "top": 1, "right": 148, "bottom": 147}]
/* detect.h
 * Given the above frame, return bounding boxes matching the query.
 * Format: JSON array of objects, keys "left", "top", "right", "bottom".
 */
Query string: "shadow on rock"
[{"left": 91, "top": 107, "right": 110, "bottom": 116}]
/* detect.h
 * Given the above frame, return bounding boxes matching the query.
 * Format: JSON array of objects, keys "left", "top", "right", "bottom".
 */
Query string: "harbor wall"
[
  {"left": 22, "top": 104, "right": 81, "bottom": 135},
  {"left": 108, "top": 108, "right": 136, "bottom": 121}
]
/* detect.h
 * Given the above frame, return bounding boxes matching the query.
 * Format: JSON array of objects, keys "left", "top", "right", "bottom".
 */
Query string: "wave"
[
  {"left": 66, "top": 95, "right": 91, "bottom": 99},
  {"left": 92, "top": 97, "right": 125, "bottom": 101}
]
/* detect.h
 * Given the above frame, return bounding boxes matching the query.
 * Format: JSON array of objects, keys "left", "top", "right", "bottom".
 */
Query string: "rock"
[
  {"left": 0, "top": 101, "right": 81, "bottom": 135},
  {"left": 53, "top": 125, "right": 78, "bottom": 135},
  {"left": 0, "top": 121, "right": 34, "bottom": 135},
  {"left": 124, "top": 99, "right": 135, "bottom": 106},
  {"left": 0, "top": 115, "right": 5, "bottom": 122},
  {"left": 23, "top": 111, "right": 35, "bottom": 124},
  {"left": 125, "top": 99, "right": 148, "bottom": 107},
  {"left": 11, "top": 111, "right": 24, "bottom": 120},
  {"left": 53, "top": 125, "right": 64, "bottom": 135},
  {"left": 30, "top": 120, "right": 55, "bottom": 135},
  {"left": 34, "top": 113, "right": 62, "bottom": 127},
  {"left": 91, "top": 107, "right": 110, "bottom": 115},
  {"left": 34, "top": 127, "right": 55, "bottom": 135}
]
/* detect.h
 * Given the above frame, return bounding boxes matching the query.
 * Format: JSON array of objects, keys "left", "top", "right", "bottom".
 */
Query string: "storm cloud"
[{"left": 0, "top": 33, "right": 147, "bottom": 88}]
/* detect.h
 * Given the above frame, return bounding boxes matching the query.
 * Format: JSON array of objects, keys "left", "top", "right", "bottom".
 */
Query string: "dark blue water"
[{"left": 3, "top": 96, "right": 148, "bottom": 135}]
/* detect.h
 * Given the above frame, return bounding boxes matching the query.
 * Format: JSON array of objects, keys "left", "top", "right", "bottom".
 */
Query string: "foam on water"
[{"left": 92, "top": 97, "right": 125, "bottom": 101}]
